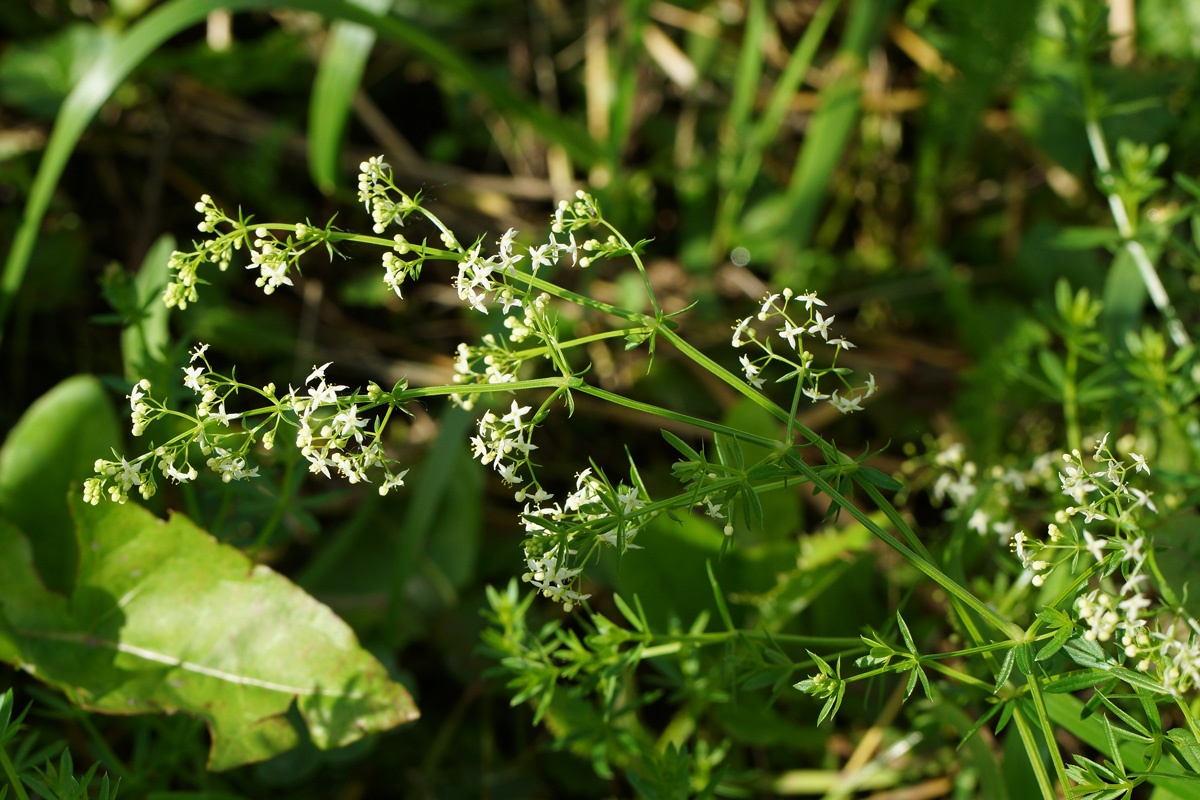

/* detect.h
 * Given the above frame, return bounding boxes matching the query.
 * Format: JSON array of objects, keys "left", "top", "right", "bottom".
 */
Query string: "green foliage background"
[{"left": 2, "top": 0, "right": 1200, "bottom": 797}]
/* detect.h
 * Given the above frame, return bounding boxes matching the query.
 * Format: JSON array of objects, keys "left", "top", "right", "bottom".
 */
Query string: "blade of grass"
[
  {"left": 1, "top": 0, "right": 600, "bottom": 346},
  {"left": 711, "top": 0, "right": 840, "bottom": 260},
  {"left": 772, "top": 0, "right": 893, "bottom": 277},
  {"left": 308, "top": 0, "right": 392, "bottom": 194},
  {"left": 384, "top": 405, "right": 474, "bottom": 642}
]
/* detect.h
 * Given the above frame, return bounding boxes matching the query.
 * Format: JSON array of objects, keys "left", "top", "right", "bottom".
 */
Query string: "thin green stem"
[
  {"left": 1026, "top": 671, "right": 1072, "bottom": 794},
  {"left": 397, "top": 376, "right": 581, "bottom": 401},
  {"left": 1012, "top": 701, "right": 1059, "bottom": 800},
  {"left": 1064, "top": 339, "right": 1081, "bottom": 450},
  {"left": 597, "top": 218, "right": 662, "bottom": 319},
  {"left": 1144, "top": 545, "right": 1180, "bottom": 608}
]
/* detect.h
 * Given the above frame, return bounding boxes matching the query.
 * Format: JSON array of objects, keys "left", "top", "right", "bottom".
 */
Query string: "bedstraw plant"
[{"left": 75, "top": 154, "right": 1200, "bottom": 797}]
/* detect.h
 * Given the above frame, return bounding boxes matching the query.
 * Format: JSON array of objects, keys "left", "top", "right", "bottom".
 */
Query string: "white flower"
[
  {"left": 739, "top": 355, "right": 764, "bottom": 389},
  {"left": 1128, "top": 486, "right": 1157, "bottom": 513},
  {"left": 967, "top": 508, "right": 990, "bottom": 535},
  {"left": 211, "top": 403, "right": 240, "bottom": 426},
  {"left": 759, "top": 293, "right": 780, "bottom": 319},
  {"left": 828, "top": 391, "right": 862, "bottom": 414},
  {"left": 1082, "top": 530, "right": 1108, "bottom": 563},
  {"left": 183, "top": 365, "right": 205, "bottom": 392},
  {"left": 778, "top": 320, "right": 804, "bottom": 350},
  {"left": 1131, "top": 453, "right": 1149, "bottom": 474},
  {"left": 502, "top": 400, "right": 532, "bottom": 430},
  {"left": 497, "top": 462, "right": 524, "bottom": 485},
  {"left": 731, "top": 318, "right": 751, "bottom": 347},
  {"left": 802, "top": 385, "right": 829, "bottom": 402},
  {"left": 379, "top": 470, "right": 410, "bottom": 496},
  {"left": 798, "top": 291, "right": 826, "bottom": 310},
  {"left": 528, "top": 244, "right": 553, "bottom": 273},
  {"left": 807, "top": 310, "right": 834, "bottom": 340},
  {"left": 307, "top": 362, "right": 333, "bottom": 384},
  {"left": 189, "top": 343, "right": 210, "bottom": 363}
]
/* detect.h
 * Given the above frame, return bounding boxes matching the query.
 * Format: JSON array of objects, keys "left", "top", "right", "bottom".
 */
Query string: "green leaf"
[
  {"left": 119, "top": 233, "right": 174, "bottom": 382},
  {"left": 0, "top": 375, "right": 121, "bottom": 594},
  {"left": 660, "top": 430, "right": 702, "bottom": 463},
  {"left": 993, "top": 647, "right": 1017, "bottom": 694},
  {"left": 1037, "top": 350, "right": 1066, "bottom": 394},
  {"left": 308, "top": 0, "right": 391, "bottom": 194},
  {"left": 1051, "top": 226, "right": 1123, "bottom": 250},
  {"left": 0, "top": 498, "right": 418, "bottom": 771},
  {"left": 1043, "top": 671, "right": 1114, "bottom": 693},
  {"left": 1064, "top": 635, "right": 1115, "bottom": 671},
  {"left": 856, "top": 466, "right": 902, "bottom": 491},
  {"left": 1035, "top": 622, "right": 1074, "bottom": 662},
  {"left": 1166, "top": 729, "right": 1200, "bottom": 773}
]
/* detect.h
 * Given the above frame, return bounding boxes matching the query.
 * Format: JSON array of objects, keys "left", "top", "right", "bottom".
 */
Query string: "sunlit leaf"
[{"left": 0, "top": 497, "right": 418, "bottom": 770}]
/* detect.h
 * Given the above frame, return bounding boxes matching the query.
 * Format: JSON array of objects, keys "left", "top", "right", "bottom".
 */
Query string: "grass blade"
[{"left": 308, "top": 0, "right": 392, "bottom": 194}]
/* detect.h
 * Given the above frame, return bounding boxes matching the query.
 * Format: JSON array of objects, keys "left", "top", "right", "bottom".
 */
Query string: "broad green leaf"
[
  {"left": 0, "top": 498, "right": 418, "bottom": 771},
  {"left": 0, "top": 375, "right": 121, "bottom": 594}
]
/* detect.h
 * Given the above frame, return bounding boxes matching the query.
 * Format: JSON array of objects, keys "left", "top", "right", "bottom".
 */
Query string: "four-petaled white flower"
[
  {"left": 307, "top": 362, "right": 333, "bottom": 384},
  {"left": 739, "top": 355, "right": 764, "bottom": 388},
  {"left": 1083, "top": 530, "right": 1108, "bottom": 563},
  {"left": 798, "top": 291, "right": 826, "bottom": 311},
  {"left": 211, "top": 403, "right": 241, "bottom": 426},
  {"left": 778, "top": 320, "right": 804, "bottom": 350},
  {"left": 502, "top": 400, "right": 532, "bottom": 430},
  {"left": 807, "top": 310, "right": 835, "bottom": 341},
  {"left": 1131, "top": 453, "right": 1149, "bottom": 474}
]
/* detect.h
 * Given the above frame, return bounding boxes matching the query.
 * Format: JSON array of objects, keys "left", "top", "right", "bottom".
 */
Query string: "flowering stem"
[
  {"left": 577, "top": 383, "right": 1021, "bottom": 639},
  {"left": 786, "top": 451, "right": 1023, "bottom": 640}
]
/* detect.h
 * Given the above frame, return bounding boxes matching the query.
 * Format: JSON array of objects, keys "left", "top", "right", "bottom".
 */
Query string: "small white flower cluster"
[
  {"left": 731, "top": 289, "right": 875, "bottom": 414},
  {"left": 127, "top": 378, "right": 154, "bottom": 437},
  {"left": 163, "top": 195, "right": 241, "bottom": 310},
  {"left": 85, "top": 453, "right": 154, "bottom": 504},
  {"left": 289, "top": 361, "right": 407, "bottom": 494},
  {"left": 1004, "top": 436, "right": 1200, "bottom": 695},
  {"left": 912, "top": 437, "right": 1061, "bottom": 541},
  {"left": 87, "top": 345, "right": 412, "bottom": 505},
  {"left": 518, "top": 468, "right": 650, "bottom": 612},
  {"left": 470, "top": 400, "right": 539, "bottom": 486},
  {"left": 247, "top": 227, "right": 295, "bottom": 295},
  {"left": 449, "top": 295, "right": 555, "bottom": 411},
  {"left": 357, "top": 157, "right": 418, "bottom": 234},
  {"left": 696, "top": 494, "right": 733, "bottom": 536},
  {"left": 1008, "top": 436, "right": 1154, "bottom": 582}
]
